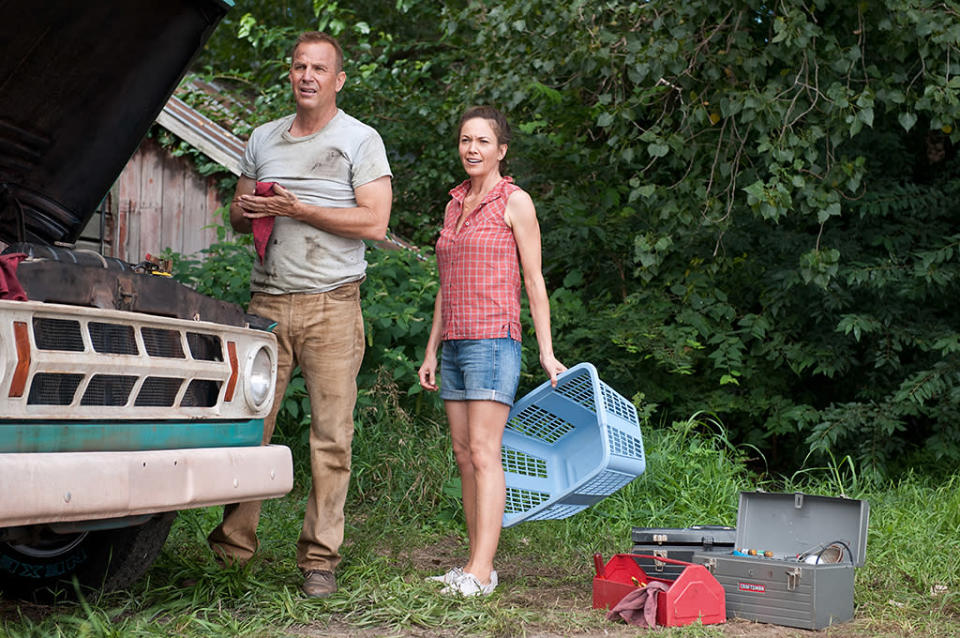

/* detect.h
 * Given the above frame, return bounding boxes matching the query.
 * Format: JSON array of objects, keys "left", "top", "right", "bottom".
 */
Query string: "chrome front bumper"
[{"left": 0, "top": 445, "right": 293, "bottom": 527}]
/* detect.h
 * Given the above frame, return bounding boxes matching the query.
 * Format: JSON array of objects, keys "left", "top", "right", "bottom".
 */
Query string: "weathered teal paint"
[{"left": 0, "top": 419, "right": 264, "bottom": 453}]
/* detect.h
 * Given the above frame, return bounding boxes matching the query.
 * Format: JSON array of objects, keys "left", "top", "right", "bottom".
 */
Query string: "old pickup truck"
[{"left": 0, "top": 0, "right": 293, "bottom": 596}]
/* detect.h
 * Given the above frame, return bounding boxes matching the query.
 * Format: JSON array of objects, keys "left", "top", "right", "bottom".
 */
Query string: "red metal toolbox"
[
  {"left": 693, "top": 491, "right": 870, "bottom": 630},
  {"left": 631, "top": 525, "right": 736, "bottom": 578},
  {"left": 592, "top": 553, "right": 726, "bottom": 627}
]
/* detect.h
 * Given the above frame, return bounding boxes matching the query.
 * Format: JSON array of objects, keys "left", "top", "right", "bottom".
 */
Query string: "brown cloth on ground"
[
  {"left": 252, "top": 181, "right": 277, "bottom": 263},
  {"left": 605, "top": 581, "right": 671, "bottom": 628},
  {"left": 0, "top": 253, "right": 28, "bottom": 301}
]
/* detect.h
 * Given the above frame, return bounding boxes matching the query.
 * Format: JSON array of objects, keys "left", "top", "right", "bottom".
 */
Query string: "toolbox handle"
[
  {"left": 593, "top": 553, "right": 605, "bottom": 577},
  {"left": 628, "top": 553, "right": 696, "bottom": 567}
]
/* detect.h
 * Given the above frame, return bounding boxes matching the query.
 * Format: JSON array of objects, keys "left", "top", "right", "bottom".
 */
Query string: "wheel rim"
[{"left": 10, "top": 531, "right": 88, "bottom": 559}]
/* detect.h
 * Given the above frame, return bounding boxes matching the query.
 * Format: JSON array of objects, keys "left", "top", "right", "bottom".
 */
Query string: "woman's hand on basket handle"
[{"left": 541, "top": 353, "right": 567, "bottom": 388}]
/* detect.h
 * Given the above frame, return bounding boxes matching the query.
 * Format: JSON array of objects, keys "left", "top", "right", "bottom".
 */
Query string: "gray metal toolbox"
[
  {"left": 630, "top": 526, "right": 735, "bottom": 579},
  {"left": 693, "top": 491, "right": 869, "bottom": 630}
]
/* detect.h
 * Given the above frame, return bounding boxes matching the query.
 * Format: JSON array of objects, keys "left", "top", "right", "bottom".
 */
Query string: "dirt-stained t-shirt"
[{"left": 240, "top": 109, "right": 392, "bottom": 294}]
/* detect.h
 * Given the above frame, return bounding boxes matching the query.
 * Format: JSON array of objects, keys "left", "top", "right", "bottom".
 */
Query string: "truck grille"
[
  {"left": 1, "top": 300, "right": 276, "bottom": 420},
  {"left": 28, "top": 318, "right": 222, "bottom": 407},
  {"left": 135, "top": 376, "right": 186, "bottom": 407},
  {"left": 142, "top": 327, "right": 184, "bottom": 358},
  {"left": 81, "top": 374, "right": 139, "bottom": 406},
  {"left": 28, "top": 373, "right": 84, "bottom": 405},
  {"left": 34, "top": 318, "right": 84, "bottom": 351},
  {"left": 89, "top": 322, "right": 139, "bottom": 355}
]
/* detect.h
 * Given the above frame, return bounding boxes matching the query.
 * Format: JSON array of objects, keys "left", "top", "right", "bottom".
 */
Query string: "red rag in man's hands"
[{"left": 252, "top": 181, "right": 277, "bottom": 263}]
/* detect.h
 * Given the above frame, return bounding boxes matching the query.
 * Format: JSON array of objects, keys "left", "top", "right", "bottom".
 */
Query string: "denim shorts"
[{"left": 439, "top": 338, "right": 522, "bottom": 406}]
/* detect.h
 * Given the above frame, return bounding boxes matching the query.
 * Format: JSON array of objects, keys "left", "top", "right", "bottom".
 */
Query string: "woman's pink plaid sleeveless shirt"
[{"left": 436, "top": 176, "right": 522, "bottom": 342}]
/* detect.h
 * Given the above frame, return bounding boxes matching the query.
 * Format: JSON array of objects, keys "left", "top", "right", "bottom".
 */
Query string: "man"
[{"left": 207, "top": 31, "right": 392, "bottom": 599}]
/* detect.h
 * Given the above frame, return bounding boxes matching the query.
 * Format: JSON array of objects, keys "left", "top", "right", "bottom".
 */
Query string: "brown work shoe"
[{"left": 302, "top": 569, "right": 337, "bottom": 598}]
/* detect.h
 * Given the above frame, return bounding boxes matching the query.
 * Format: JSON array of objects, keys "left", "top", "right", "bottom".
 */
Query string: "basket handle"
[{"left": 628, "top": 553, "right": 695, "bottom": 567}]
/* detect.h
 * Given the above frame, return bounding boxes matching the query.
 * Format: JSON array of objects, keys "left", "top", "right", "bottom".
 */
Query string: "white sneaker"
[
  {"left": 441, "top": 570, "right": 498, "bottom": 596},
  {"left": 425, "top": 567, "right": 463, "bottom": 585}
]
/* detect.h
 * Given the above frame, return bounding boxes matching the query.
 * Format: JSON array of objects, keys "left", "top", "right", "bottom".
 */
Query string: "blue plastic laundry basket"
[{"left": 501, "top": 362, "right": 645, "bottom": 527}]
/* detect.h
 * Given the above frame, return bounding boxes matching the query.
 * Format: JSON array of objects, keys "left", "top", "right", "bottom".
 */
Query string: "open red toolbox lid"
[{"left": 593, "top": 553, "right": 726, "bottom": 627}]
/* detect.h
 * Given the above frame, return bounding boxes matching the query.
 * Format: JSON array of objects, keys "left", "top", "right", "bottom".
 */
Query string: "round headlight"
[{"left": 244, "top": 345, "right": 274, "bottom": 410}]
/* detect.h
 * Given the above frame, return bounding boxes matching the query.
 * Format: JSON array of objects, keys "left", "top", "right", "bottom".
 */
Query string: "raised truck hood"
[{"left": 0, "top": 0, "right": 233, "bottom": 247}]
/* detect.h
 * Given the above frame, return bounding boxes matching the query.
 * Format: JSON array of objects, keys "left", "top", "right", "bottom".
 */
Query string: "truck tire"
[{"left": 0, "top": 512, "right": 176, "bottom": 600}]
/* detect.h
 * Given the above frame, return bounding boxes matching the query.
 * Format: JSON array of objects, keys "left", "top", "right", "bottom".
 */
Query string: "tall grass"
[{"left": 1, "top": 387, "right": 958, "bottom": 637}]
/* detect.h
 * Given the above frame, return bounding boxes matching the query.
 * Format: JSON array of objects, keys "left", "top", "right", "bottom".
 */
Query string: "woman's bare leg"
[
  {"left": 445, "top": 400, "right": 477, "bottom": 556},
  {"left": 461, "top": 399, "right": 510, "bottom": 584}
]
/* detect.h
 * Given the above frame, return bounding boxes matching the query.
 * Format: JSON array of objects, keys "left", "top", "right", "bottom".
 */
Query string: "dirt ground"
[
  {"left": 289, "top": 623, "right": 845, "bottom": 638},
  {"left": 2, "top": 535, "right": 953, "bottom": 637},
  {"left": 294, "top": 536, "right": 886, "bottom": 638}
]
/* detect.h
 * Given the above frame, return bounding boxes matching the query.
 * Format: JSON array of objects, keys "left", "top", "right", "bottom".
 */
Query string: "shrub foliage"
[{"left": 182, "top": 0, "right": 960, "bottom": 477}]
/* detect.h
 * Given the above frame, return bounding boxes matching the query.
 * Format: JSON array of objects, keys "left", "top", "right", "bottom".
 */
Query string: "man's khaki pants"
[{"left": 208, "top": 282, "right": 365, "bottom": 572}]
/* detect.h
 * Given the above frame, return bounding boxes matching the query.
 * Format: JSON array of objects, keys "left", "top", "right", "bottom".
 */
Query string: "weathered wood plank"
[
  {"left": 137, "top": 140, "right": 165, "bottom": 261},
  {"left": 161, "top": 151, "right": 186, "bottom": 255},
  {"left": 181, "top": 169, "right": 209, "bottom": 256},
  {"left": 204, "top": 177, "right": 223, "bottom": 248},
  {"left": 115, "top": 145, "right": 142, "bottom": 262}
]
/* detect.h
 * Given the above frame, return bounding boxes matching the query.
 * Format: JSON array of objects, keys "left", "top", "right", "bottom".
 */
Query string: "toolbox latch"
[
  {"left": 786, "top": 567, "right": 802, "bottom": 591},
  {"left": 652, "top": 549, "right": 667, "bottom": 572},
  {"left": 652, "top": 534, "right": 667, "bottom": 544},
  {"left": 702, "top": 558, "right": 717, "bottom": 573}
]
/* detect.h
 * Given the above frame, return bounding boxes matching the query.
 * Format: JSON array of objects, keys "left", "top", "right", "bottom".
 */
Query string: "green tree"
[
  {"left": 193, "top": 0, "right": 960, "bottom": 477},
  {"left": 430, "top": 0, "right": 960, "bottom": 476}
]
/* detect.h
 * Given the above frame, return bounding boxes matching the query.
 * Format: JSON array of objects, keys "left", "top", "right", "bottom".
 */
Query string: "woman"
[{"left": 418, "top": 106, "right": 566, "bottom": 596}]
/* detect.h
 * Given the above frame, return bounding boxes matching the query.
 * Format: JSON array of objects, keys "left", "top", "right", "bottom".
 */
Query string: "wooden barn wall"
[{"left": 106, "top": 138, "right": 223, "bottom": 262}]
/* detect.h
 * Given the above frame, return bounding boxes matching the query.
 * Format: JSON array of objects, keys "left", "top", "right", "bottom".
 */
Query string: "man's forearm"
[
  {"left": 289, "top": 175, "right": 392, "bottom": 240},
  {"left": 230, "top": 175, "right": 392, "bottom": 240},
  {"left": 290, "top": 201, "right": 389, "bottom": 240},
  {"left": 230, "top": 176, "right": 256, "bottom": 234},
  {"left": 230, "top": 200, "right": 253, "bottom": 234}
]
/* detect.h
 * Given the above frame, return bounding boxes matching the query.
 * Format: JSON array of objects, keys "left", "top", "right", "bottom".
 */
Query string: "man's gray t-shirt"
[{"left": 240, "top": 110, "right": 392, "bottom": 294}]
